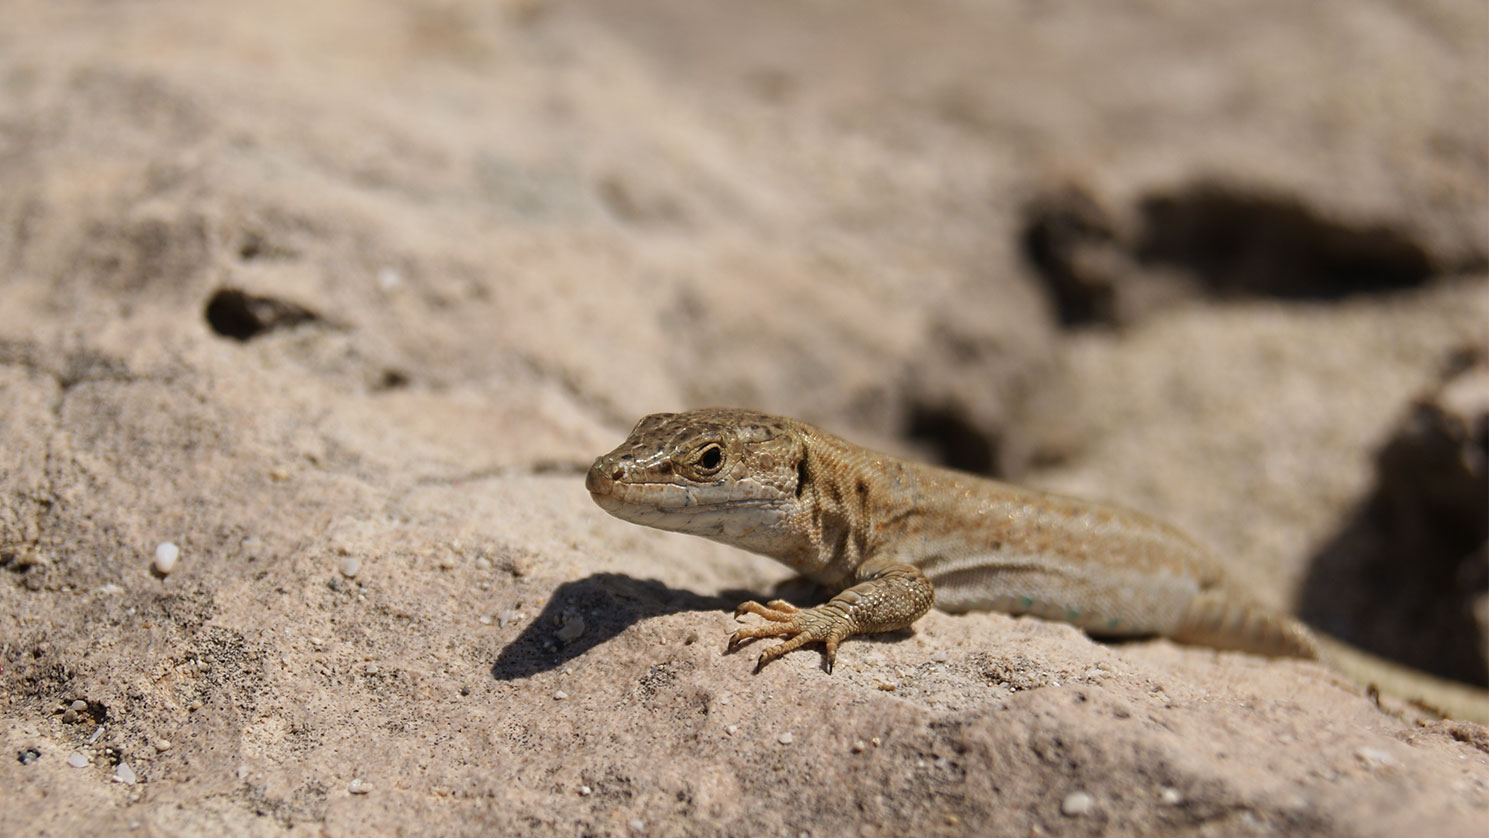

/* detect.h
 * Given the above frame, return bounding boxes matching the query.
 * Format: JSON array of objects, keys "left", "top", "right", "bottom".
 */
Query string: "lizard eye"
[{"left": 696, "top": 444, "right": 724, "bottom": 472}]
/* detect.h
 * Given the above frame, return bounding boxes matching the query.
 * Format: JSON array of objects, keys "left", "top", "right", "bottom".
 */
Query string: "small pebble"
[
  {"left": 475, "top": 557, "right": 492, "bottom": 571},
  {"left": 87, "top": 725, "right": 103, "bottom": 745},
  {"left": 153, "top": 739, "right": 172, "bottom": 752},
  {"left": 553, "top": 690, "right": 568, "bottom": 701},
  {"left": 363, "top": 663, "right": 379, "bottom": 676},
  {"left": 629, "top": 819, "right": 645, "bottom": 833},
  {"left": 237, "top": 765, "right": 250, "bottom": 780},
  {"left": 579, "top": 785, "right": 593, "bottom": 796},
  {"left": 153, "top": 542, "right": 180, "bottom": 575},
  {"left": 348, "top": 778, "right": 370, "bottom": 794},
  {"left": 1061, "top": 791, "right": 1095, "bottom": 816},
  {"left": 777, "top": 732, "right": 794, "bottom": 745},
  {"left": 478, "top": 615, "right": 492, "bottom": 625},
  {"left": 932, "top": 650, "right": 949, "bottom": 663},
  {"left": 724, "top": 725, "right": 738, "bottom": 737},
  {"left": 851, "top": 740, "right": 868, "bottom": 753},
  {"left": 339, "top": 556, "right": 361, "bottom": 578},
  {"left": 1357, "top": 746, "right": 1397, "bottom": 768},
  {"left": 115, "top": 762, "right": 137, "bottom": 785},
  {"left": 19, "top": 748, "right": 40, "bottom": 765},
  {"left": 67, "top": 753, "right": 89, "bottom": 768},
  {"left": 556, "top": 616, "right": 586, "bottom": 643},
  {"left": 240, "top": 536, "right": 264, "bottom": 559},
  {"left": 1160, "top": 787, "right": 1183, "bottom": 806},
  {"left": 62, "top": 709, "right": 78, "bottom": 724}
]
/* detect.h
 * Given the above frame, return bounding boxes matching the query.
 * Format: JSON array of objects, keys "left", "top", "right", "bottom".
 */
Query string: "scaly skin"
[{"left": 586, "top": 408, "right": 1488, "bottom": 721}]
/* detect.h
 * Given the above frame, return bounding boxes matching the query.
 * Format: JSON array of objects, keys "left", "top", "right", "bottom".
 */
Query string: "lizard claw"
[{"left": 728, "top": 600, "right": 849, "bottom": 672}]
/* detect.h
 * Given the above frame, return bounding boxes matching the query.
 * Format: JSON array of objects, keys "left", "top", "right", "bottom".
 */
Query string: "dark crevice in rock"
[
  {"left": 1135, "top": 184, "right": 1438, "bottom": 298},
  {"left": 204, "top": 288, "right": 323, "bottom": 342},
  {"left": 1018, "top": 180, "right": 1479, "bottom": 330},
  {"left": 1019, "top": 186, "right": 1121, "bottom": 328},
  {"left": 1297, "top": 352, "right": 1489, "bottom": 687},
  {"left": 905, "top": 402, "right": 1000, "bottom": 477}
]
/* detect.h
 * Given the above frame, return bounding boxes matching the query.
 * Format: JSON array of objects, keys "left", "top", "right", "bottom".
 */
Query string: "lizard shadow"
[{"left": 490, "top": 572, "right": 759, "bottom": 681}]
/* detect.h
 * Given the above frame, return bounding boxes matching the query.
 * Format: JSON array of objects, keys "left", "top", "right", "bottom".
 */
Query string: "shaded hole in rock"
[
  {"left": 905, "top": 403, "right": 999, "bottom": 476},
  {"left": 1019, "top": 186, "right": 1120, "bottom": 327},
  {"left": 1135, "top": 184, "right": 1437, "bottom": 298},
  {"left": 205, "top": 288, "right": 322, "bottom": 342},
  {"left": 238, "top": 232, "right": 265, "bottom": 261},
  {"left": 374, "top": 369, "right": 410, "bottom": 391},
  {"left": 1297, "top": 361, "right": 1489, "bottom": 686}
]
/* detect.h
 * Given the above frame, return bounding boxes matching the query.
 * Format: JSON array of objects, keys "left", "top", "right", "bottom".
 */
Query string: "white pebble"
[
  {"left": 1061, "top": 791, "right": 1095, "bottom": 816},
  {"left": 553, "top": 690, "right": 568, "bottom": 701},
  {"left": 1357, "top": 746, "right": 1397, "bottom": 767},
  {"left": 777, "top": 732, "right": 794, "bottom": 745},
  {"left": 363, "top": 663, "right": 379, "bottom": 675},
  {"left": 1160, "top": 787, "right": 1183, "bottom": 806},
  {"left": 153, "top": 542, "right": 180, "bottom": 575},
  {"left": 70, "top": 699, "right": 88, "bottom": 711},
  {"left": 153, "top": 739, "right": 172, "bottom": 752},
  {"left": 115, "top": 762, "right": 137, "bottom": 785},
  {"left": 67, "top": 753, "right": 88, "bottom": 768},
  {"left": 348, "top": 778, "right": 371, "bottom": 794},
  {"left": 629, "top": 819, "right": 645, "bottom": 832},
  {"left": 851, "top": 740, "right": 867, "bottom": 753},
  {"left": 339, "top": 556, "right": 361, "bottom": 578},
  {"left": 578, "top": 785, "right": 592, "bottom": 796},
  {"left": 725, "top": 725, "right": 738, "bottom": 737},
  {"left": 932, "top": 650, "right": 949, "bottom": 663}
]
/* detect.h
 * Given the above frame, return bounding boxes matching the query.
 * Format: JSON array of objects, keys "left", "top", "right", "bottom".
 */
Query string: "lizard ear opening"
[{"left": 795, "top": 458, "right": 808, "bottom": 498}]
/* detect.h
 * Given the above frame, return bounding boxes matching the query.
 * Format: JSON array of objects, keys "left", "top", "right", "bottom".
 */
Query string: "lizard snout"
[{"left": 585, "top": 459, "right": 615, "bottom": 496}]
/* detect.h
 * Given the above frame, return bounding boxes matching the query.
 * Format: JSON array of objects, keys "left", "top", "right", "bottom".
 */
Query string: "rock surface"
[{"left": 1, "top": 1, "right": 1486, "bottom": 836}]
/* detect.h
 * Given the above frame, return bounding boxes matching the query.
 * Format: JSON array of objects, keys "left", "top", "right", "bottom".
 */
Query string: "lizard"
[{"left": 585, "top": 407, "right": 1489, "bottom": 723}]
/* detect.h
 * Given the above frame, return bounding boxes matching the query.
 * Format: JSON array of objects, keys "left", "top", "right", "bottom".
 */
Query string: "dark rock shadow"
[
  {"left": 1296, "top": 360, "right": 1489, "bottom": 687},
  {"left": 491, "top": 573, "right": 766, "bottom": 681}
]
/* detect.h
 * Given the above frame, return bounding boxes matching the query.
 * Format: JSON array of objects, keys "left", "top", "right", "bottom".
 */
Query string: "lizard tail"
[
  {"left": 1310, "top": 633, "right": 1489, "bottom": 725},
  {"left": 1172, "top": 589, "right": 1319, "bottom": 659},
  {"left": 1175, "top": 590, "right": 1489, "bottom": 723}
]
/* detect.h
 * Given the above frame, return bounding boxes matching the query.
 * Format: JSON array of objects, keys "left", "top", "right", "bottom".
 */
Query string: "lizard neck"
[{"left": 772, "top": 430, "right": 886, "bottom": 584}]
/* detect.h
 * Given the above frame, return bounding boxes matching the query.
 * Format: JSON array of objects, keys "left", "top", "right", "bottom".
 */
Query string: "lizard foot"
[{"left": 727, "top": 600, "right": 853, "bottom": 673}]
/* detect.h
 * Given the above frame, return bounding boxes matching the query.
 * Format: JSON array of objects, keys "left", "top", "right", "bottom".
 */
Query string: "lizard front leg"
[{"left": 727, "top": 558, "right": 935, "bottom": 672}]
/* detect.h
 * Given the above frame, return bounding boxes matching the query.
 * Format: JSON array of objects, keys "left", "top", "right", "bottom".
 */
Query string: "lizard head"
[{"left": 586, "top": 408, "right": 804, "bottom": 541}]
